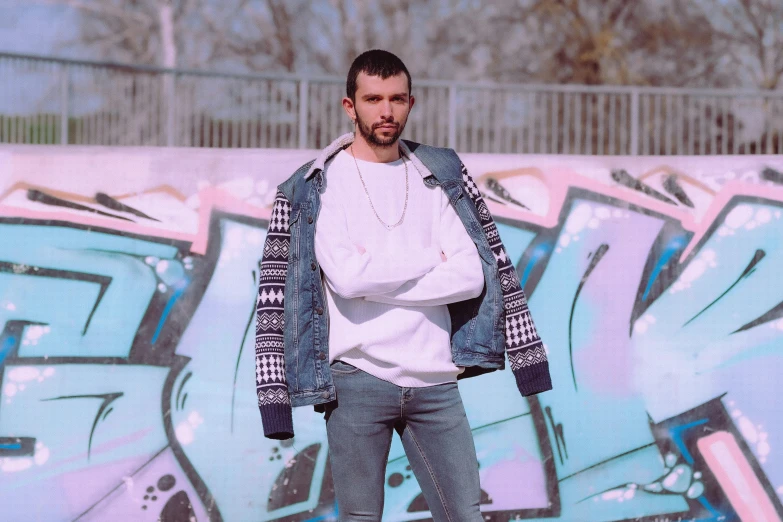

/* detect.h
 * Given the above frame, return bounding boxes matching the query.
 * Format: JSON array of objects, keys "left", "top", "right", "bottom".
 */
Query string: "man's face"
[{"left": 348, "top": 72, "right": 414, "bottom": 148}]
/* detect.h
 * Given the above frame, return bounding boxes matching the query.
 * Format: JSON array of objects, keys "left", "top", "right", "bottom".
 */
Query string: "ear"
[
  {"left": 342, "top": 96, "right": 356, "bottom": 122},
  {"left": 409, "top": 95, "right": 415, "bottom": 112}
]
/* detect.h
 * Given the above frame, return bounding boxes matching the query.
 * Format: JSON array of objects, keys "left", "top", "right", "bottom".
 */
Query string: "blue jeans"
[{"left": 325, "top": 361, "right": 483, "bottom": 522}]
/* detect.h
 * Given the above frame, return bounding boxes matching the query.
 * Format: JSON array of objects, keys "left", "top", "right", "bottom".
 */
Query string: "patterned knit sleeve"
[
  {"left": 256, "top": 190, "right": 294, "bottom": 439},
  {"left": 460, "top": 162, "right": 553, "bottom": 396}
]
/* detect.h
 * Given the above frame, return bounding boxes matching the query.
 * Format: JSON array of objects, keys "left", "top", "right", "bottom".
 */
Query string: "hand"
[{"left": 440, "top": 251, "right": 447, "bottom": 262}]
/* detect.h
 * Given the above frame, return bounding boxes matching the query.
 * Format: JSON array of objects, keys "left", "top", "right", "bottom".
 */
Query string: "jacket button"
[
  {"left": 316, "top": 306, "right": 323, "bottom": 315},
  {"left": 321, "top": 391, "right": 330, "bottom": 399},
  {"left": 318, "top": 352, "right": 326, "bottom": 360},
  {"left": 308, "top": 216, "right": 313, "bottom": 224},
  {"left": 311, "top": 262, "right": 317, "bottom": 271}
]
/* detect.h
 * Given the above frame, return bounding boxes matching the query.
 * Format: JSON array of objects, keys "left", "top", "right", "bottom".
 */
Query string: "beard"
[{"left": 355, "top": 111, "right": 408, "bottom": 148}]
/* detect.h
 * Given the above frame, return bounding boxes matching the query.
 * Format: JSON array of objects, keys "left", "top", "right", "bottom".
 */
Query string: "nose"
[{"left": 380, "top": 100, "right": 393, "bottom": 118}]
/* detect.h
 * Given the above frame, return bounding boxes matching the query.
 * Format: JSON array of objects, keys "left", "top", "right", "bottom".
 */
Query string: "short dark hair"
[{"left": 346, "top": 49, "right": 412, "bottom": 101}]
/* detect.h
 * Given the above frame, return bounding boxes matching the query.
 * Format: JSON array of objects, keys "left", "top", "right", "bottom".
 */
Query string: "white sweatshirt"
[{"left": 314, "top": 149, "right": 484, "bottom": 387}]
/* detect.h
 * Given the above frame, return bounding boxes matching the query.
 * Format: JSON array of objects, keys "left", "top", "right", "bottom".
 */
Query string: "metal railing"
[{"left": 1, "top": 51, "right": 782, "bottom": 154}]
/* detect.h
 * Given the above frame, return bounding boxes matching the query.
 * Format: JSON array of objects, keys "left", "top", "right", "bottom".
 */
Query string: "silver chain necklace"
[{"left": 350, "top": 144, "right": 409, "bottom": 231}]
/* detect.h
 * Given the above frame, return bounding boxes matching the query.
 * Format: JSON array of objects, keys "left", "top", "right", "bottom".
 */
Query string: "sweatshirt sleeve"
[
  {"left": 256, "top": 190, "right": 294, "bottom": 440},
  {"left": 314, "top": 181, "right": 442, "bottom": 299},
  {"left": 364, "top": 186, "right": 484, "bottom": 306},
  {"left": 459, "top": 161, "right": 552, "bottom": 396}
]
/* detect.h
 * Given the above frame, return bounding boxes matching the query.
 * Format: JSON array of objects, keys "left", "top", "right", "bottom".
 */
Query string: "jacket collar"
[{"left": 304, "top": 132, "right": 434, "bottom": 182}]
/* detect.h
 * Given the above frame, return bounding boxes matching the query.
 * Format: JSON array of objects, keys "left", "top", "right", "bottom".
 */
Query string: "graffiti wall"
[{"left": 1, "top": 144, "right": 782, "bottom": 522}]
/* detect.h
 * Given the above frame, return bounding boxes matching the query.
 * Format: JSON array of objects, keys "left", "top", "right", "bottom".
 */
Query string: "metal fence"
[{"left": 2, "top": 51, "right": 783, "bottom": 154}]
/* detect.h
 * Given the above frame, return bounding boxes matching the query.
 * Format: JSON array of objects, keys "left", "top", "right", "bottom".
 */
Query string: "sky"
[
  {"left": 0, "top": 2, "right": 83, "bottom": 58},
  {"left": 0, "top": 2, "right": 89, "bottom": 113}
]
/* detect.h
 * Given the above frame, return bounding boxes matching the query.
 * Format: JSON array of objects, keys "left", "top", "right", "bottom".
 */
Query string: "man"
[{"left": 256, "top": 50, "right": 552, "bottom": 521}]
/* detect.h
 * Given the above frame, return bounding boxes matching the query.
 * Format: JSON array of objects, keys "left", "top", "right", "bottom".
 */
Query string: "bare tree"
[
  {"left": 40, "top": 0, "right": 206, "bottom": 68},
  {"left": 430, "top": 0, "right": 727, "bottom": 87},
  {"left": 36, "top": 0, "right": 217, "bottom": 145},
  {"left": 698, "top": 0, "right": 783, "bottom": 89},
  {"left": 43, "top": 0, "right": 783, "bottom": 91},
  {"left": 426, "top": 0, "right": 558, "bottom": 82},
  {"left": 199, "top": 0, "right": 312, "bottom": 73},
  {"left": 522, "top": 0, "right": 640, "bottom": 85},
  {"left": 203, "top": 0, "right": 447, "bottom": 78},
  {"left": 623, "top": 2, "right": 732, "bottom": 88}
]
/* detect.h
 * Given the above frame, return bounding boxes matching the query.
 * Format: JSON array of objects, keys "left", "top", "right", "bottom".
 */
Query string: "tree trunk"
[{"left": 159, "top": 0, "right": 177, "bottom": 146}]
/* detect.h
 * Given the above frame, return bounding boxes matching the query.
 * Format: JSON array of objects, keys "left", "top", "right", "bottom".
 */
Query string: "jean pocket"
[{"left": 330, "top": 360, "right": 360, "bottom": 375}]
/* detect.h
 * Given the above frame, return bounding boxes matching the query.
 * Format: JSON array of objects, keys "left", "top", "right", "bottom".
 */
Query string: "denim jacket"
[{"left": 256, "top": 133, "right": 552, "bottom": 439}]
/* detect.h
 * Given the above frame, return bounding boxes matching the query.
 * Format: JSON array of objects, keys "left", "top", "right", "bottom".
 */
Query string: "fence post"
[
  {"left": 298, "top": 79, "right": 309, "bottom": 149},
  {"left": 448, "top": 85, "right": 457, "bottom": 149},
  {"left": 630, "top": 88, "right": 639, "bottom": 155},
  {"left": 163, "top": 71, "right": 176, "bottom": 147},
  {"left": 59, "top": 63, "right": 69, "bottom": 145}
]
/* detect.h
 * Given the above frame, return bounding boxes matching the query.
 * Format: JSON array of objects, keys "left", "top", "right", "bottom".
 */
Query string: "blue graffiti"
[{"left": 0, "top": 181, "right": 782, "bottom": 521}]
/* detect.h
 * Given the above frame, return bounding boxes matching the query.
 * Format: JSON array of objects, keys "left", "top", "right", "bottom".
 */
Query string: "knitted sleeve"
[
  {"left": 460, "top": 162, "right": 553, "bottom": 396},
  {"left": 256, "top": 190, "right": 295, "bottom": 439}
]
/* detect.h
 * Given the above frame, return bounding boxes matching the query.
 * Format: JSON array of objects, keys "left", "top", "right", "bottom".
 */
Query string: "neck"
[{"left": 350, "top": 133, "right": 401, "bottom": 163}]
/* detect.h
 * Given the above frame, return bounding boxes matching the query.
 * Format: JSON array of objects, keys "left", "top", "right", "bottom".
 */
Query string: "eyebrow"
[{"left": 361, "top": 92, "right": 409, "bottom": 99}]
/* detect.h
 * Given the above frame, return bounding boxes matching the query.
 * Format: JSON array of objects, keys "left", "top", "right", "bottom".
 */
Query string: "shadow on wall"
[{"left": 0, "top": 149, "right": 782, "bottom": 521}]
